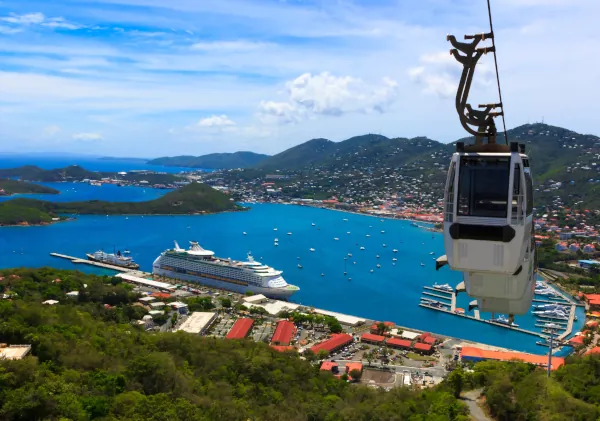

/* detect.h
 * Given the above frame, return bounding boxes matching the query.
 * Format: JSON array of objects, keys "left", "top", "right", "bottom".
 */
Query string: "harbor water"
[{"left": 0, "top": 156, "right": 584, "bottom": 354}]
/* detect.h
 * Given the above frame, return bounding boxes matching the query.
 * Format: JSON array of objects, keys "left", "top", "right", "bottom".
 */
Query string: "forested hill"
[
  {"left": 148, "top": 151, "right": 270, "bottom": 169},
  {"left": 0, "top": 267, "right": 599, "bottom": 420},
  {"left": 0, "top": 179, "right": 59, "bottom": 195},
  {"left": 4, "top": 182, "right": 242, "bottom": 216}
]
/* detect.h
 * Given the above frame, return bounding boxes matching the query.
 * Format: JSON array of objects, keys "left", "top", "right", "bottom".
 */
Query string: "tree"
[
  {"left": 219, "top": 297, "right": 232, "bottom": 308},
  {"left": 304, "top": 349, "right": 316, "bottom": 363},
  {"left": 365, "top": 351, "right": 374, "bottom": 367},
  {"left": 447, "top": 368, "right": 464, "bottom": 398},
  {"left": 317, "top": 349, "right": 329, "bottom": 361},
  {"left": 245, "top": 291, "right": 255, "bottom": 296},
  {"left": 349, "top": 369, "right": 362, "bottom": 382},
  {"left": 376, "top": 322, "right": 388, "bottom": 335}
]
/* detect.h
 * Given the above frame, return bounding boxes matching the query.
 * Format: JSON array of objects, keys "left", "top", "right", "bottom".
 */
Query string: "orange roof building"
[
  {"left": 271, "top": 320, "right": 296, "bottom": 346},
  {"left": 320, "top": 361, "right": 339, "bottom": 373},
  {"left": 414, "top": 343, "right": 433, "bottom": 354},
  {"left": 360, "top": 333, "right": 386, "bottom": 344},
  {"left": 460, "top": 346, "right": 565, "bottom": 370},
  {"left": 345, "top": 362, "right": 363, "bottom": 380},
  {"left": 226, "top": 318, "right": 254, "bottom": 340},
  {"left": 369, "top": 321, "right": 395, "bottom": 335},
  {"left": 310, "top": 333, "right": 353, "bottom": 355},
  {"left": 583, "top": 294, "right": 600, "bottom": 307},
  {"left": 386, "top": 337, "right": 412, "bottom": 349},
  {"left": 270, "top": 345, "right": 294, "bottom": 352},
  {"left": 585, "top": 347, "right": 600, "bottom": 356}
]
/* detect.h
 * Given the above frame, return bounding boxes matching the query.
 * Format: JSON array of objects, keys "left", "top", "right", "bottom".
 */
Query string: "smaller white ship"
[
  {"left": 381, "top": 230, "right": 385, "bottom": 234},
  {"left": 243, "top": 232, "right": 247, "bottom": 235},
  {"left": 376, "top": 264, "right": 381, "bottom": 268},
  {"left": 287, "top": 232, "right": 292, "bottom": 235},
  {"left": 311, "top": 223, "right": 316, "bottom": 226},
  {"left": 274, "top": 228, "right": 278, "bottom": 231},
  {"left": 376, "top": 255, "right": 380, "bottom": 258},
  {"left": 334, "top": 237, "right": 339, "bottom": 241},
  {"left": 366, "top": 234, "right": 371, "bottom": 237},
  {"left": 433, "top": 283, "right": 453, "bottom": 292},
  {"left": 360, "top": 246, "right": 365, "bottom": 250},
  {"left": 310, "top": 248, "right": 315, "bottom": 252},
  {"left": 393, "top": 249, "right": 398, "bottom": 253},
  {"left": 392, "top": 258, "right": 397, "bottom": 262},
  {"left": 382, "top": 244, "right": 386, "bottom": 247},
  {"left": 87, "top": 250, "right": 139, "bottom": 269}
]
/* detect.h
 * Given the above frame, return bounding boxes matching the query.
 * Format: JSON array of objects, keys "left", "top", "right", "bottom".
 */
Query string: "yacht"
[
  {"left": 287, "top": 232, "right": 292, "bottom": 235},
  {"left": 491, "top": 315, "right": 519, "bottom": 328},
  {"left": 393, "top": 249, "right": 398, "bottom": 253},
  {"left": 381, "top": 230, "right": 385, "bottom": 234},
  {"left": 87, "top": 250, "right": 139, "bottom": 269},
  {"left": 360, "top": 246, "right": 365, "bottom": 250},
  {"left": 152, "top": 241, "right": 299, "bottom": 299},
  {"left": 383, "top": 244, "right": 387, "bottom": 247},
  {"left": 311, "top": 223, "right": 316, "bottom": 226},
  {"left": 298, "top": 264, "right": 303, "bottom": 269},
  {"left": 433, "top": 283, "right": 453, "bottom": 292},
  {"left": 243, "top": 232, "right": 247, "bottom": 235},
  {"left": 376, "top": 264, "right": 381, "bottom": 268},
  {"left": 366, "top": 234, "right": 371, "bottom": 237},
  {"left": 310, "top": 248, "right": 315, "bottom": 252},
  {"left": 392, "top": 258, "right": 397, "bottom": 262}
]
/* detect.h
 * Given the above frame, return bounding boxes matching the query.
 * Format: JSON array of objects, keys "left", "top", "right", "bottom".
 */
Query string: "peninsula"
[
  {"left": 0, "top": 178, "right": 60, "bottom": 196},
  {"left": 0, "top": 182, "right": 243, "bottom": 226}
]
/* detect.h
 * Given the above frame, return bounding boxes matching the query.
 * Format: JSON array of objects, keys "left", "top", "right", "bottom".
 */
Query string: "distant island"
[
  {"left": 148, "top": 151, "right": 270, "bottom": 169},
  {"left": 98, "top": 156, "right": 150, "bottom": 162},
  {"left": 0, "top": 165, "right": 182, "bottom": 185},
  {"left": 0, "top": 179, "right": 60, "bottom": 196},
  {"left": 0, "top": 182, "right": 243, "bottom": 226}
]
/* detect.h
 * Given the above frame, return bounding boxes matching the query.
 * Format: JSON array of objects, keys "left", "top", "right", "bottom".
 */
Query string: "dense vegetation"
[
  {"left": 0, "top": 179, "right": 59, "bottom": 195},
  {"left": 4, "top": 182, "right": 243, "bottom": 216},
  {"left": 149, "top": 152, "right": 270, "bottom": 169},
  {"left": 0, "top": 268, "right": 471, "bottom": 421},
  {"left": 0, "top": 203, "right": 55, "bottom": 225}
]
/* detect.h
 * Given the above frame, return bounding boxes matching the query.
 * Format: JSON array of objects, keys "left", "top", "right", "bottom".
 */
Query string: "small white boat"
[
  {"left": 310, "top": 248, "right": 315, "bottom": 252},
  {"left": 298, "top": 264, "right": 303, "bottom": 269},
  {"left": 274, "top": 238, "right": 279, "bottom": 242},
  {"left": 392, "top": 258, "right": 397, "bottom": 262},
  {"left": 347, "top": 232, "right": 351, "bottom": 234},
  {"left": 381, "top": 230, "right": 385, "bottom": 234},
  {"left": 370, "top": 269, "right": 374, "bottom": 273},
  {"left": 274, "top": 228, "right": 278, "bottom": 231},
  {"left": 348, "top": 253, "right": 353, "bottom": 257},
  {"left": 343, "top": 218, "right": 348, "bottom": 221},
  {"left": 360, "top": 246, "right": 365, "bottom": 250},
  {"left": 321, "top": 273, "right": 324, "bottom": 277},
  {"left": 243, "top": 232, "right": 247, "bottom": 235},
  {"left": 366, "top": 234, "right": 371, "bottom": 237},
  {"left": 274, "top": 243, "right": 279, "bottom": 247},
  {"left": 383, "top": 244, "right": 387, "bottom": 247},
  {"left": 376, "top": 264, "right": 381, "bottom": 268},
  {"left": 334, "top": 237, "right": 339, "bottom": 241},
  {"left": 429, "top": 252, "right": 434, "bottom": 255},
  {"left": 312, "top": 223, "right": 316, "bottom": 226},
  {"left": 420, "top": 263, "right": 425, "bottom": 266},
  {"left": 287, "top": 232, "right": 292, "bottom": 235},
  {"left": 393, "top": 249, "right": 398, "bottom": 253},
  {"left": 376, "top": 255, "right": 380, "bottom": 258}
]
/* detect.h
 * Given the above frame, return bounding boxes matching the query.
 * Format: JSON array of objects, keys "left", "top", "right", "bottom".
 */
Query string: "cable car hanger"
[{"left": 447, "top": 0, "right": 509, "bottom": 151}]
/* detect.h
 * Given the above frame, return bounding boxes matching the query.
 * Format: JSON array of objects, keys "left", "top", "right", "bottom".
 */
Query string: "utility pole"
[{"left": 546, "top": 323, "right": 558, "bottom": 377}]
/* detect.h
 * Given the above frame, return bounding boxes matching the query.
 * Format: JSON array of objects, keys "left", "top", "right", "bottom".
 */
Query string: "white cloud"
[
  {"left": 190, "top": 40, "right": 269, "bottom": 52},
  {"left": 197, "top": 115, "right": 236, "bottom": 127},
  {"left": 1, "top": 12, "right": 45, "bottom": 25},
  {"left": 43, "top": 125, "right": 61, "bottom": 136},
  {"left": 72, "top": 132, "right": 103, "bottom": 141},
  {"left": 408, "top": 51, "right": 494, "bottom": 99},
  {"left": 259, "top": 72, "right": 399, "bottom": 124},
  {"left": 0, "top": 25, "right": 22, "bottom": 34},
  {"left": 0, "top": 12, "right": 82, "bottom": 31}
]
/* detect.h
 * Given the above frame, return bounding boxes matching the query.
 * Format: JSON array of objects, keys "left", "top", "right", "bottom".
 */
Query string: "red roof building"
[
  {"left": 386, "top": 337, "right": 412, "bottom": 349},
  {"left": 569, "top": 335, "right": 584, "bottom": 346},
  {"left": 271, "top": 320, "right": 296, "bottom": 346},
  {"left": 369, "top": 321, "right": 395, "bottom": 335},
  {"left": 226, "top": 318, "right": 254, "bottom": 340},
  {"left": 271, "top": 345, "right": 294, "bottom": 352},
  {"left": 417, "top": 332, "right": 432, "bottom": 342},
  {"left": 422, "top": 336, "right": 437, "bottom": 345},
  {"left": 345, "top": 362, "right": 363, "bottom": 380},
  {"left": 320, "top": 361, "right": 339, "bottom": 373},
  {"left": 310, "top": 333, "right": 353, "bottom": 355},
  {"left": 360, "top": 333, "right": 386, "bottom": 344},
  {"left": 413, "top": 343, "right": 433, "bottom": 354}
]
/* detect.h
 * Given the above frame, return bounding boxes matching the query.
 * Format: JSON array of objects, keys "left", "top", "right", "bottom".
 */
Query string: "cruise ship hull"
[{"left": 153, "top": 267, "right": 299, "bottom": 300}]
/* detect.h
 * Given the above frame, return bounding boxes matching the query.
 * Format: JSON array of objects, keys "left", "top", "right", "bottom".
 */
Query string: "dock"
[
  {"left": 557, "top": 306, "right": 576, "bottom": 341},
  {"left": 422, "top": 291, "right": 452, "bottom": 301},
  {"left": 419, "top": 303, "right": 546, "bottom": 338},
  {"left": 50, "top": 253, "right": 133, "bottom": 272}
]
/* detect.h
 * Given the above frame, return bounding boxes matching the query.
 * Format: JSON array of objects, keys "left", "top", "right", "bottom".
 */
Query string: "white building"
[{"left": 176, "top": 312, "right": 217, "bottom": 335}]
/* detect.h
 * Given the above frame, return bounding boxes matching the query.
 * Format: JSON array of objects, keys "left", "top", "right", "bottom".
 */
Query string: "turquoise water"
[
  {"left": 0, "top": 200, "right": 583, "bottom": 354},
  {"left": 0, "top": 156, "right": 583, "bottom": 355},
  {"left": 0, "top": 182, "right": 171, "bottom": 203}
]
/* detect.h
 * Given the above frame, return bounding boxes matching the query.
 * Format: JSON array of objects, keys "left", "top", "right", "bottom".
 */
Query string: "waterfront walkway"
[{"left": 49, "top": 253, "right": 133, "bottom": 272}]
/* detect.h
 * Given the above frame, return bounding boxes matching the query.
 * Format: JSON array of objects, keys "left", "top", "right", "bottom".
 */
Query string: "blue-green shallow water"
[{"left": 0, "top": 202, "right": 583, "bottom": 355}]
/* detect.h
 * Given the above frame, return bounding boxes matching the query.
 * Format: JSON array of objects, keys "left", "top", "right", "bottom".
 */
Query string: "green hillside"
[
  {"left": 6, "top": 182, "right": 241, "bottom": 215},
  {"left": 0, "top": 179, "right": 60, "bottom": 195},
  {"left": 0, "top": 203, "right": 55, "bottom": 225},
  {"left": 256, "top": 138, "right": 336, "bottom": 170},
  {"left": 149, "top": 151, "right": 270, "bottom": 169},
  {"left": 0, "top": 165, "right": 102, "bottom": 182}
]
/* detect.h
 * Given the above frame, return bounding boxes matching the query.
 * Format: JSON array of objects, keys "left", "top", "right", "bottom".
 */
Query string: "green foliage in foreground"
[
  {"left": 0, "top": 268, "right": 469, "bottom": 421},
  {"left": 4, "top": 182, "right": 243, "bottom": 216},
  {"left": 0, "top": 178, "right": 59, "bottom": 195}
]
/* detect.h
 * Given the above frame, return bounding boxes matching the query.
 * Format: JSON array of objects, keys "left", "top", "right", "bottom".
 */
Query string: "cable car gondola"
[{"left": 435, "top": 0, "right": 536, "bottom": 318}]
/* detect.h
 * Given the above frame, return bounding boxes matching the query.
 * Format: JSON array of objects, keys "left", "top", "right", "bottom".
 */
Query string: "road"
[
  {"left": 334, "top": 359, "right": 446, "bottom": 379},
  {"left": 461, "top": 389, "right": 492, "bottom": 421}
]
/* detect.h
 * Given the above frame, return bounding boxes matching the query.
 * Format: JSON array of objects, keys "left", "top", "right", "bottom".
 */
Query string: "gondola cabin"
[
  {"left": 443, "top": 142, "right": 533, "bottom": 275},
  {"left": 473, "top": 262, "right": 536, "bottom": 315}
]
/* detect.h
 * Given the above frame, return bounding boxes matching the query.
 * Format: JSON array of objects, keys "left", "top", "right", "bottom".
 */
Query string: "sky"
[{"left": 0, "top": 0, "right": 598, "bottom": 158}]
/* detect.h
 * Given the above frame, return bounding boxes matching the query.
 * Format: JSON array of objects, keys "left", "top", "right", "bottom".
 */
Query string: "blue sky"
[{"left": 0, "top": 0, "right": 597, "bottom": 157}]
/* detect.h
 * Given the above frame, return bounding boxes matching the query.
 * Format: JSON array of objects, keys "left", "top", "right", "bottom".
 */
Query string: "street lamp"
[{"left": 545, "top": 323, "right": 559, "bottom": 377}]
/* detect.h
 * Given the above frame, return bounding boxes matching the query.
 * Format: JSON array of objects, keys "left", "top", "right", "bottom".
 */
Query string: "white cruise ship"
[{"left": 152, "top": 241, "right": 300, "bottom": 299}]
